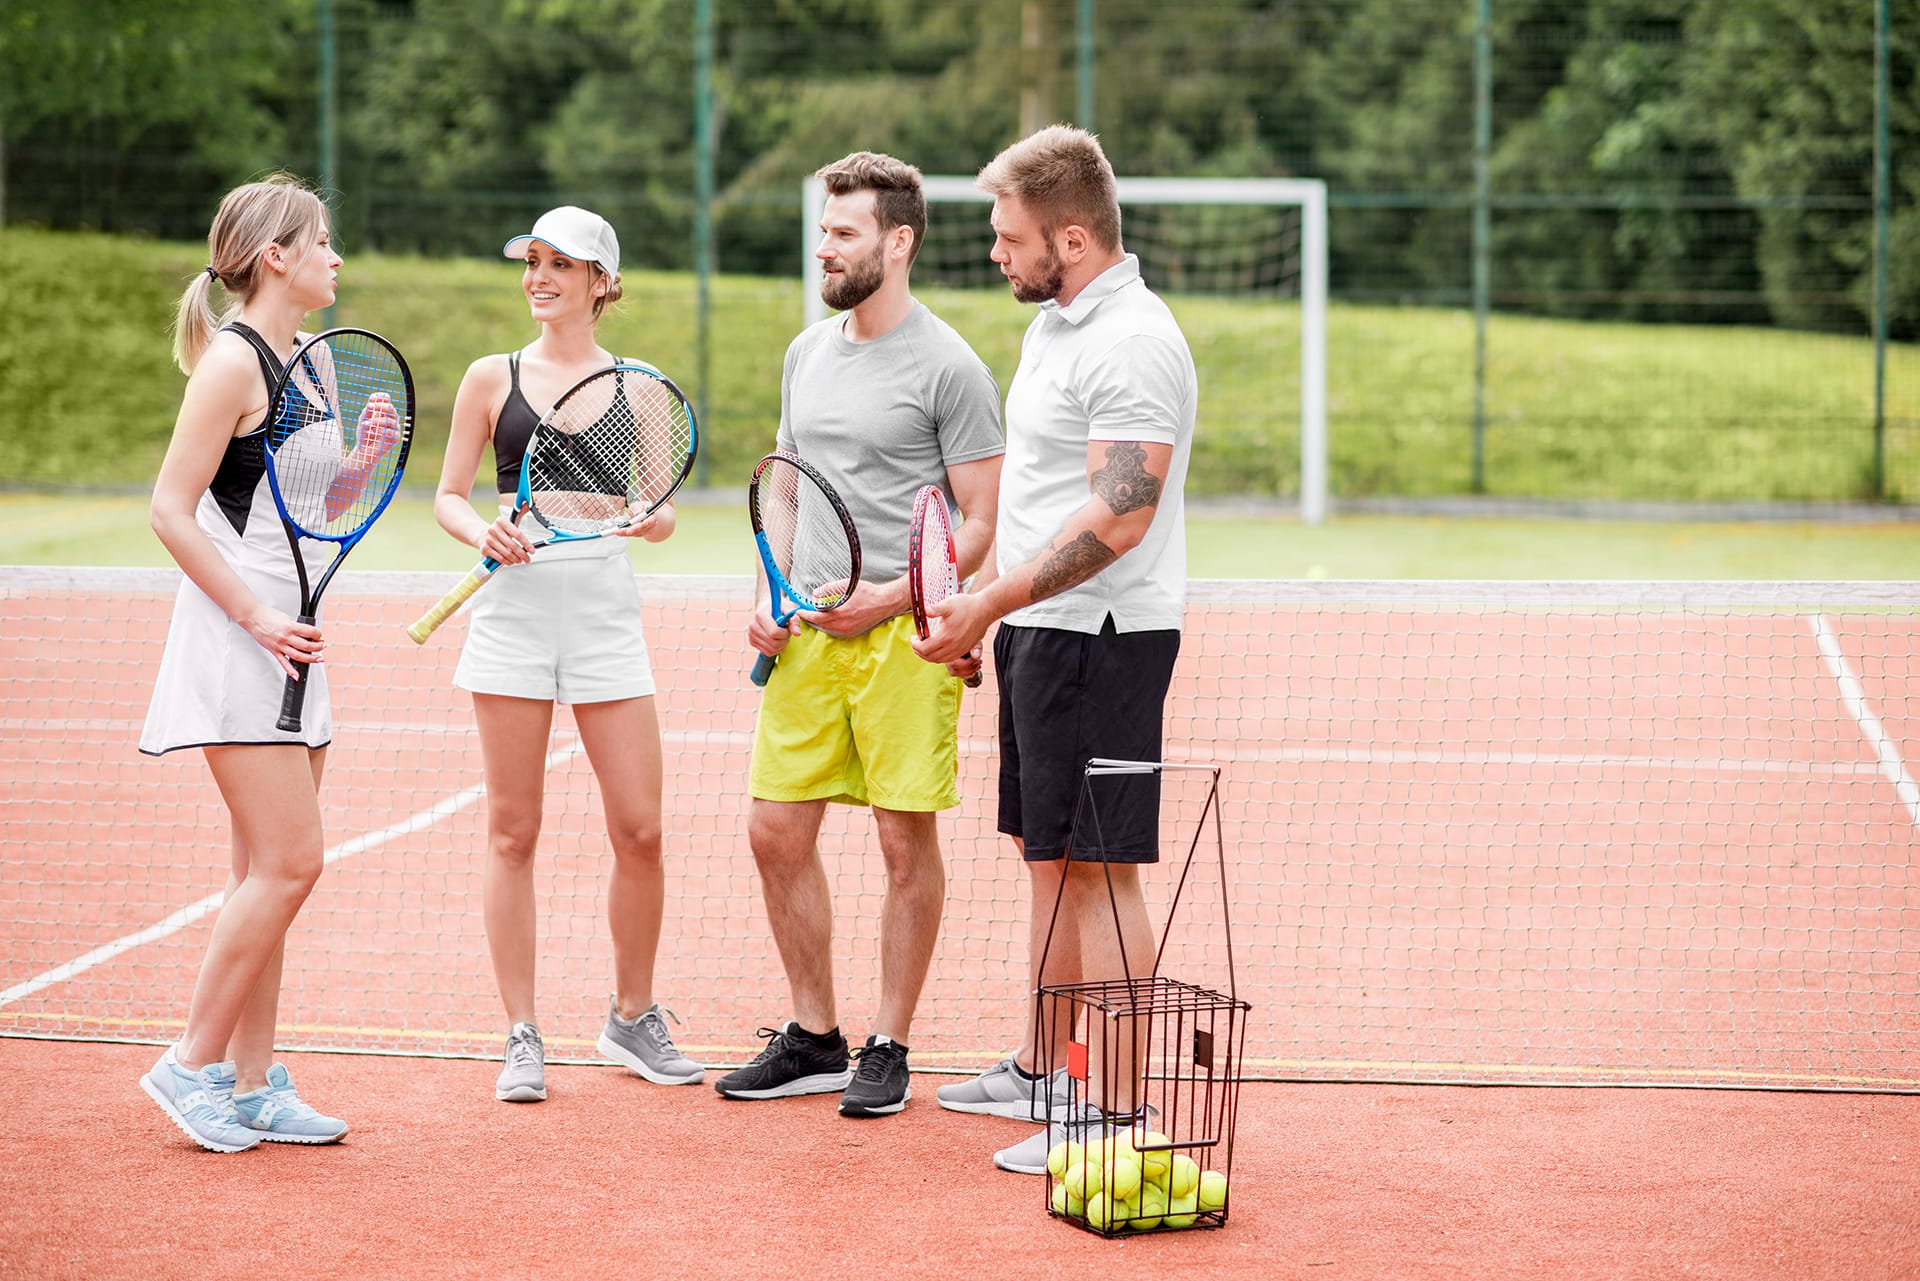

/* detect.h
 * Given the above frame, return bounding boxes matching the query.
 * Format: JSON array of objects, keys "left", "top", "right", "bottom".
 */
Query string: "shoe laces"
[
  {"left": 638, "top": 1005, "right": 683, "bottom": 1050},
  {"left": 850, "top": 1038, "right": 907, "bottom": 1083},
  {"left": 505, "top": 1026, "right": 543, "bottom": 1071},
  {"left": 745, "top": 1025, "right": 794, "bottom": 1065}
]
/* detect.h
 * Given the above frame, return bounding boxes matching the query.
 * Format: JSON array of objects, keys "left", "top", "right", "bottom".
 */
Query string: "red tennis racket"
[{"left": 907, "top": 483, "right": 981, "bottom": 689}]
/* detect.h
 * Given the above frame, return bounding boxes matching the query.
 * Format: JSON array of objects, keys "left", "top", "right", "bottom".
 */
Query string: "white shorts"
[{"left": 453, "top": 544, "right": 657, "bottom": 704}]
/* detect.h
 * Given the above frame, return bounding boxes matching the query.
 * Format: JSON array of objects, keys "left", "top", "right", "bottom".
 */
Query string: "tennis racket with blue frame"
[
  {"left": 748, "top": 449, "right": 861, "bottom": 686},
  {"left": 406, "top": 361, "right": 698, "bottom": 644},
  {"left": 263, "top": 327, "right": 413, "bottom": 732}
]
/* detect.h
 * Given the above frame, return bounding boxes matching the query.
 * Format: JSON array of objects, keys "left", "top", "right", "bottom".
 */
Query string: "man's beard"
[
  {"left": 1010, "top": 241, "right": 1065, "bottom": 304},
  {"left": 819, "top": 245, "right": 886, "bottom": 311}
]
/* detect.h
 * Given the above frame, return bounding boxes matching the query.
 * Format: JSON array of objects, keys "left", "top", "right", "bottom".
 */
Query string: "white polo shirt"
[{"left": 996, "top": 254, "right": 1197, "bottom": 634}]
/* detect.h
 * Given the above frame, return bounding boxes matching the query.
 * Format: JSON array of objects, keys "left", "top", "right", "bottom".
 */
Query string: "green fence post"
[
  {"left": 1874, "top": 0, "right": 1889, "bottom": 500},
  {"left": 1471, "top": 0, "right": 1491, "bottom": 495},
  {"left": 694, "top": 0, "right": 714, "bottom": 488},
  {"left": 318, "top": 0, "right": 337, "bottom": 327},
  {"left": 1077, "top": 0, "right": 1094, "bottom": 129}
]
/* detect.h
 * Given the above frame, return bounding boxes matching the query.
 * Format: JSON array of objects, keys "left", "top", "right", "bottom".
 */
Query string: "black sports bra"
[{"left": 493, "top": 352, "right": 541, "bottom": 494}]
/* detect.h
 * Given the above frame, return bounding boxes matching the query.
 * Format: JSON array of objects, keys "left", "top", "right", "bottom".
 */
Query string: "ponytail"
[{"left": 171, "top": 270, "right": 226, "bottom": 374}]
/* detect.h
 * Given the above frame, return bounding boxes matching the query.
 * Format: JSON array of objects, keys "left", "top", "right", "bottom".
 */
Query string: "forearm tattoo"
[
  {"left": 1032, "top": 530, "right": 1118, "bottom": 600},
  {"left": 1090, "top": 440, "right": 1163, "bottom": 516}
]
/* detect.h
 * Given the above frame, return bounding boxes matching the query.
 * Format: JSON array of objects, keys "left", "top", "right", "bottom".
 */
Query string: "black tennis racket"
[
  {"left": 748, "top": 450, "right": 861, "bottom": 686},
  {"left": 907, "top": 483, "right": 981, "bottom": 688},
  {"left": 407, "top": 362, "right": 697, "bottom": 644},
  {"left": 262, "top": 327, "right": 413, "bottom": 732}
]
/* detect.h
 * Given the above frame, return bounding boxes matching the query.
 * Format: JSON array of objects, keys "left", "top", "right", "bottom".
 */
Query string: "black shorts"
[{"left": 993, "top": 617, "right": 1181, "bottom": 862}]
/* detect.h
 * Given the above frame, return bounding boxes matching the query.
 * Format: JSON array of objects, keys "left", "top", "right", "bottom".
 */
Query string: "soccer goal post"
[{"left": 803, "top": 175, "right": 1330, "bottom": 524}]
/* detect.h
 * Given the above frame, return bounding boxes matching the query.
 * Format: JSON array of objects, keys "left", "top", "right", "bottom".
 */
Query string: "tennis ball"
[
  {"left": 1105, "top": 1153, "right": 1143, "bottom": 1202},
  {"left": 1047, "top": 1139, "right": 1083, "bottom": 1180},
  {"left": 1134, "top": 1130, "right": 1174, "bottom": 1180},
  {"left": 1051, "top": 1180, "right": 1085, "bottom": 1218},
  {"left": 1084, "top": 1192, "right": 1116, "bottom": 1232},
  {"left": 1168, "top": 1153, "right": 1201, "bottom": 1199},
  {"left": 1133, "top": 1187, "right": 1168, "bottom": 1230},
  {"left": 1162, "top": 1190, "right": 1200, "bottom": 1229},
  {"left": 1061, "top": 1159, "right": 1101, "bottom": 1201},
  {"left": 1197, "top": 1170, "right": 1229, "bottom": 1211}
]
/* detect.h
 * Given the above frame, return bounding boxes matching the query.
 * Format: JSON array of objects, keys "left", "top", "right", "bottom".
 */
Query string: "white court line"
[
  {"left": 0, "top": 738, "right": 587, "bottom": 1009},
  {"left": 1811, "top": 614, "right": 1920, "bottom": 830},
  {"left": 2, "top": 720, "right": 1885, "bottom": 781}
]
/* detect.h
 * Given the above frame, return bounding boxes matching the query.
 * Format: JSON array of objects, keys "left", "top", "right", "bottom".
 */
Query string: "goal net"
[{"left": 803, "top": 176, "right": 1329, "bottom": 522}]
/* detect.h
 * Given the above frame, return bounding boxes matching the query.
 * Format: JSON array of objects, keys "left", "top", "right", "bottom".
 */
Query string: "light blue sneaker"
[
  {"left": 140, "top": 1047, "right": 260, "bottom": 1153},
  {"left": 224, "top": 1063, "right": 349, "bottom": 1144}
]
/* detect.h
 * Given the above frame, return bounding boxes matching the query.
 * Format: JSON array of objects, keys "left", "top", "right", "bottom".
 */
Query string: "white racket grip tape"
[{"left": 406, "top": 563, "right": 494, "bottom": 644}]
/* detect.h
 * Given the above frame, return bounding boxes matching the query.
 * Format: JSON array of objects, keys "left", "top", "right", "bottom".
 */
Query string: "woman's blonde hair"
[{"left": 172, "top": 173, "right": 329, "bottom": 373}]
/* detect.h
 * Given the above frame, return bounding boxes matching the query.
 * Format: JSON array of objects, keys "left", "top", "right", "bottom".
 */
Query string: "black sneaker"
[
  {"left": 839, "top": 1034, "right": 911, "bottom": 1117},
  {"left": 714, "top": 1022, "right": 852, "bottom": 1099}
]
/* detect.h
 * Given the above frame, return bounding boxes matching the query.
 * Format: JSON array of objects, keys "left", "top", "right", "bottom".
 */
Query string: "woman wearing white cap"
[{"left": 430, "top": 205, "right": 702, "bottom": 1102}]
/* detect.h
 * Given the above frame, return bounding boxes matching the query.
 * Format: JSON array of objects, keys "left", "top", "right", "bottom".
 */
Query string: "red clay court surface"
[
  {"left": 2, "top": 571, "right": 1917, "bottom": 1275},
  {"left": 4, "top": 1038, "right": 1918, "bottom": 1280}
]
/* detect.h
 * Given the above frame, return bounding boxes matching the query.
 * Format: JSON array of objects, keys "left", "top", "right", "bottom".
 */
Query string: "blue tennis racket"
[
  {"left": 748, "top": 449, "right": 861, "bottom": 686},
  {"left": 407, "top": 361, "right": 697, "bottom": 644},
  {"left": 263, "top": 327, "right": 413, "bottom": 731}
]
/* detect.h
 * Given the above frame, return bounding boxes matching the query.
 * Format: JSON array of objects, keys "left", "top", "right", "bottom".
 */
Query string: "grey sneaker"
[
  {"left": 495, "top": 1022, "right": 547, "bottom": 1102},
  {"left": 992, "top": 1102, "right": 1148, "bottom": 1175},
  {"left": 597, "top": 999, "right": 705, "bottom": 1086},
  {"left": 936, "top": 1057, "right": 1071, "bottom": 1121}
]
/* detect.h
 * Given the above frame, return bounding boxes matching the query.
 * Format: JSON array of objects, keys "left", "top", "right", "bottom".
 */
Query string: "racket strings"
[
  {"left": 755, "top": 462, "right": 855, "bottom": 609},
  {"left": 270, "top": 334, "right": 412, "bottom": 538},
  {"left": 915, "top": 499, "right": 959, "bottom": 607},
  {"left": 530, "top": 369, "right": 694, "bottom": 536}
]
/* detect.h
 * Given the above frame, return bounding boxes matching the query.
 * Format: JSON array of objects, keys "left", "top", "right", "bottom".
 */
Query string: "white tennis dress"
[{"left": 141, "top": 332, "right": 336, "bottom": 756}]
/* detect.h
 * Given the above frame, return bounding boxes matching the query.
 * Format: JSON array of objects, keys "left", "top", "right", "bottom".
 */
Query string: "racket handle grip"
[
  {"left": 749, "top": 652, "right": 778, "bottom": 686},
  {"left": 964, "top": 672, "right": 983, "bottom": 689},
  {"left": 276, "top": 613, "right": 318, "bottom": 733},
  {"left": 407, "top": 566, "right": 491, "bottom": 644}
]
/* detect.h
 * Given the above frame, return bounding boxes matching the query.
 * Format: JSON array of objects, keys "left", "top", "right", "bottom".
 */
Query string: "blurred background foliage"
[{"left": 1, "top": 0, "right": 1915, "bottom": 502}]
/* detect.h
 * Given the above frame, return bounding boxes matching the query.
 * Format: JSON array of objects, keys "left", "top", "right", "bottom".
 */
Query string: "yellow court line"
[{"left": 5, "top": 1012, "right": 1914, "bottom": 1088}]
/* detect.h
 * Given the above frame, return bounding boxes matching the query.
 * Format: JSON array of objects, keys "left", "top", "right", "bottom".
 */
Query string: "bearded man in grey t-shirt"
[{"left": 719, "top": 151, "right": 1005, "bottom": 1119}]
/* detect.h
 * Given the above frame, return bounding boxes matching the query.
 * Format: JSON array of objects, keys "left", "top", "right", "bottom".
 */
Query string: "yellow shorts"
[{"left": 749, "top": 614, "right": 962, "bottom": 811}]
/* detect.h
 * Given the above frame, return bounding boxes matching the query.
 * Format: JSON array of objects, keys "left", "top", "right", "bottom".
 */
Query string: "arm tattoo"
[
  {"left": 1032, "top": 530, "right": 1117, "bottom": 600},
  {"left": 1090, "top": 440, "right": 1163, "bottom": 516}
]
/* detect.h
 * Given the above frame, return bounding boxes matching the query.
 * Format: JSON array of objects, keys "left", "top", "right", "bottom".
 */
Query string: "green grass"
[
  {"left": 8, "top": 492, "right": 1917, "bottom": 579},
  {"left": 3, "top": 227, "right": 1917, "bottom": 503}
]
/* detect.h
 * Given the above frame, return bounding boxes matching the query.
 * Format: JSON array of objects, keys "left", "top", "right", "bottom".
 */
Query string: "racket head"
[
  {"left": 523, "top": 363, "right": 698, "bottom": 538},
  {"left": 264, "top": 328, "right": 414, "bottom": 540},
  {"left": 907, "top": 483, "right": 958, "bottom": 640},
  {"left": 748, "top": 450, "right": 861, "bottom": 614}
]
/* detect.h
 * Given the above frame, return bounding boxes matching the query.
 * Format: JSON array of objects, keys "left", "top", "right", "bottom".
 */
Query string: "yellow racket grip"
[{"left": 407, "top": 566, "right": 490, "bottom": 644}]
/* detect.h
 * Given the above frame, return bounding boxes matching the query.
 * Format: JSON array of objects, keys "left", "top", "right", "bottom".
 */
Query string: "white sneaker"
[
  {"left": 992, "top": 1102, "right": 1156, "bottom": 1174},
  {"left": 935, "top": 1057, "right": 1071, "bottom": 1121},
  {"left": 495, "top": 1022, "right": 547, "bottom": 1102}
]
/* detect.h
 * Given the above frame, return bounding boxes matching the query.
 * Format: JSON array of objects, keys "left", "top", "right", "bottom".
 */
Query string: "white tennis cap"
[{"left": 502, "top": 206, "right": 620, "bottom": 276}]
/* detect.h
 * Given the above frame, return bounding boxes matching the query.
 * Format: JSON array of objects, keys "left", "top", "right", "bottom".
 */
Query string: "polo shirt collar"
[{"left": 1039, "top": 253, "right": 1141, "bottom": 325}]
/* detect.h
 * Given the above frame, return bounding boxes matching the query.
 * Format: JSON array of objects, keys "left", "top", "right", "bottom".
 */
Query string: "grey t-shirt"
[{"left": 777, "top": 301, "right": 1004, "bottom": 584}]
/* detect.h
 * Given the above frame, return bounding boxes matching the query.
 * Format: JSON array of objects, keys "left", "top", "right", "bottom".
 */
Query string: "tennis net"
[{"left": 2, "top": 567, "right": 1915, "bottom": 1090}]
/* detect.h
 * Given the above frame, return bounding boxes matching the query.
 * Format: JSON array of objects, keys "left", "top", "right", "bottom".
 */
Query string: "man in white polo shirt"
[{"left": 913, "top": 124, "right": 1197, "bottom": 1174}]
